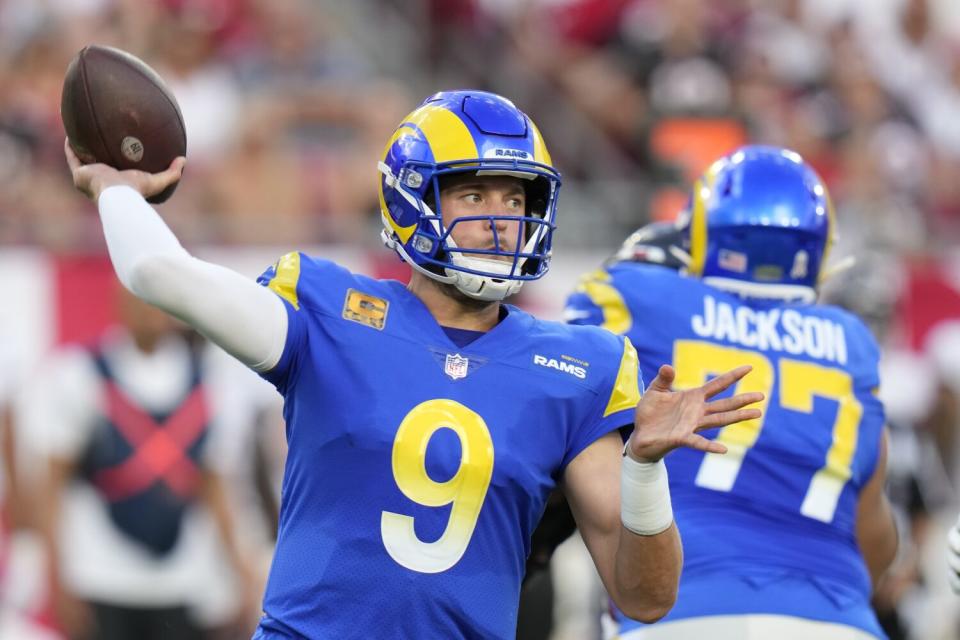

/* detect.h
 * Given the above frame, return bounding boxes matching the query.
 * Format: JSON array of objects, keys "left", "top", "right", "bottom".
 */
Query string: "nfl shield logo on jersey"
[{"left": 444, "top": 353, "right": 469, "bottom": 380}]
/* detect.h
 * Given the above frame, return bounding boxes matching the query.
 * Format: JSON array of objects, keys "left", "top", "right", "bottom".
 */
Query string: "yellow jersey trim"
[
  {"left": 267, "top": 252, "right": 302, "bottom": 310},
  {"left": 604, "top": 339, "right": 641, "bottom": 418},
  {"left": 576, "top": 270, "right": 632, "bottom": 335}
]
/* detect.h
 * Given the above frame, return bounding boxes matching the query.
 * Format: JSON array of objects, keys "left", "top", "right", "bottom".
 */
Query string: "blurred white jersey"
[{"left": 20, "top": 330, "right": 277, "bottom": 619}]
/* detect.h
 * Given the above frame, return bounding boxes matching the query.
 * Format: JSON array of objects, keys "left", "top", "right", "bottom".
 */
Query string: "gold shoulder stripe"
[
  {"left": 576, "top": 270, "right": 632, "bottom": 335},
  {"left": 604, "top": 339, "right": 641, "bottom": 418},
  {"left": 268, "top": 252, "right": 302, "bottom": 310}
]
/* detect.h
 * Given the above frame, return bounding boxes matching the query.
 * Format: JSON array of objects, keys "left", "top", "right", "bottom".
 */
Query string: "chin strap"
[
  {"left": 444, "top": 258, "right": 524, "bottom": 301},
  {"left": 381, "top": 226, "right": 523, "bottom": 302}
]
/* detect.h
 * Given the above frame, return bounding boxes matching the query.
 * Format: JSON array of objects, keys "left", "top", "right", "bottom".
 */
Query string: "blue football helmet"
[
  {"left": 379, "top": 90, "right": 561, "bottom": 301},
  {"left": 677, "top": 145, "right": 836, "bottom": 303}
]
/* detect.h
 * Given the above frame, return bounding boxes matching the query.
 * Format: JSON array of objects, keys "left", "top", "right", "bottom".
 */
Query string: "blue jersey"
[
  {"left": 565, "top": 264, "right": 886, "bottom": 637},
  {"left": 252, "top": 253, "right": 641, "bottom": 640}
]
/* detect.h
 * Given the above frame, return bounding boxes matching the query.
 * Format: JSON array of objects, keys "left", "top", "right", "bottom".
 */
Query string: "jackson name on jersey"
[{"left": 565, "top": 263, "right": 886, "bottom": 638}]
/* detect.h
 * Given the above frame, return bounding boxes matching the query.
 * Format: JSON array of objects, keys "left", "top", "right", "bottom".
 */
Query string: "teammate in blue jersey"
[
  {"left": 566, "top": 146, "right": 899, "bottom": 639},
  {"left": 65, "top": 90, "right": 763, "bottom": 639}
]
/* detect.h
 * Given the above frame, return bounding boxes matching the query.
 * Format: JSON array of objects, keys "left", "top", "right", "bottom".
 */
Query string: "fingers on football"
[
  {"left": 64, "top": 138, "right": 82, "bottom": 172},
  {"left": 702, "top": 365, "right": 753, "bottom": 399},
  {"left": 148, "top": 158, "right": 185, "bottom": 192},
  {"left": 647, "top": 364, "right": 676, "bottom": 393},
  {"left": 167, "top": 156, "right": 186, "bottom": 175},
  {"left": 704, "top": 392, "right": 764, "bottom": 415},
  {"left": 156, "top": 159, "right": 182, "bottom": 182},
  {"left": 697, "top": 408, "right": 762, "bottom": 430}
]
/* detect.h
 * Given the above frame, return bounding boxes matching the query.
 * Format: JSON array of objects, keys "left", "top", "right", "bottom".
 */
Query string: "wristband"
[{"left": 620, "top": 454, "right": 673, "bottom": 536}]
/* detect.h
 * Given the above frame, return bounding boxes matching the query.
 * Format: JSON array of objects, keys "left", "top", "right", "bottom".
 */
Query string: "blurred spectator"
[
  {"left": 151, "top": 13, "right": 242, "bottom": 167},
  {"left": 825, "top": 259, "right": 960, "bottom": 639},
  {"left": 230, "top": 0, "right": 411, "bottom": 240},
  {"left": 0, "top": 339, "right": 61, "bottom": 639},
  {"left": 26, "top": 287, "right": 262, "bottom": 640},
  {"left": 0, "top": 0, "right": 957, "bottom": 250},
  {"left": 234, "top": 0, "right": 371, "bottom": 92},
  {"left": 0, "top": 338, "right": 24, "bottom": 543},
  {"left": 201, "top": 100, "right": 315, "bottom": 245}
]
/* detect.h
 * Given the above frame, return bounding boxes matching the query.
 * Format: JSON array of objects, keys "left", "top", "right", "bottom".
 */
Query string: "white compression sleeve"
[{"left": 98, "top": 185, "right": 288, "bottom": 371}]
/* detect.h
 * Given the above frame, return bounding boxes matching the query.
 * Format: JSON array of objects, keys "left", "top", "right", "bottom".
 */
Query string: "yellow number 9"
[{"left": 381, "top": 399, "right": 495, "bottom": 573}]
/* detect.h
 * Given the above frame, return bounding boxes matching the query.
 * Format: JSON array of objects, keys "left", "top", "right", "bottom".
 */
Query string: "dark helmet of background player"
[{"left": 606, "top": 221, "right": 687, "bottom": 270}]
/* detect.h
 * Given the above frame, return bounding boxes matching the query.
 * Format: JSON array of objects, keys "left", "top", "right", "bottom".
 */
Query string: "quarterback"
[{"left": 66, "top": 91, "right": 762, "bottom": 639}]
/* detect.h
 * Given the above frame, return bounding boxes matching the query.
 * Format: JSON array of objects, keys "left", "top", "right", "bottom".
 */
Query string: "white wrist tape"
[{"left": 621, "top": 455, "right": 673, "bottom": 536}]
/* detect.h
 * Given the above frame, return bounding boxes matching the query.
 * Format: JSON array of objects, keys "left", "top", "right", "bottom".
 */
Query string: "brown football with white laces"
[{"left": 61, "top": 45, "right": 187, "bottom": 203}]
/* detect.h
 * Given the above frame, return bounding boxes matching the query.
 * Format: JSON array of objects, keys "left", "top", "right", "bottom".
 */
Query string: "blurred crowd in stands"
[
  {"left": 2, "top": 0, "right": 960, "bottom": 638},
  {"left": 0, "top": 0, "right": 958, "bottom": 252}
]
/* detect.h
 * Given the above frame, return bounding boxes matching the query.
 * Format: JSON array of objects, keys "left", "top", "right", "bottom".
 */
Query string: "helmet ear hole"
[
  {"left": 521, "top": 256, "right": 541, "bottom": 276},
  {"left": 525, "top": 176, "right": 551, "bottom": 219},
  {"left": 527, "top": 198, "right": 547, "bottom": 218}
]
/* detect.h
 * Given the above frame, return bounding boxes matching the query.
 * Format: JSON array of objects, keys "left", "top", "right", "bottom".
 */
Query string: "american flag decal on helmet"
[{"left": 718, "top": 249, "right": 748, "bottom": 273}]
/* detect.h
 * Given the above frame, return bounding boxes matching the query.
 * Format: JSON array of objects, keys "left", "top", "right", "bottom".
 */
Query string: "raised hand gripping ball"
[{"left": 61, "top": 45, "right": 187, "bottom": 203}]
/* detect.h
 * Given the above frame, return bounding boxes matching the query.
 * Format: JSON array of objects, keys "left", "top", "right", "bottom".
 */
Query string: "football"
[{"left": 61, "top": 45, "right": 187, "bottom": 204}]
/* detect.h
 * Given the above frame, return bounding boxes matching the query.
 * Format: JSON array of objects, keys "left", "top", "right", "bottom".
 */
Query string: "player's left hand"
[
  {"left": 948, "top": 514, "right": 960, "bottom": 594},
  {"left": 627, "top": 364, "right": 762, "bottom": 463}
]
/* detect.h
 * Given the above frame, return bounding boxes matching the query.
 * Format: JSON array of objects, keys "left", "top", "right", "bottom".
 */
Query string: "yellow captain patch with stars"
[{"left": 342, "top": 289, "right": 390, "bottom": 330}]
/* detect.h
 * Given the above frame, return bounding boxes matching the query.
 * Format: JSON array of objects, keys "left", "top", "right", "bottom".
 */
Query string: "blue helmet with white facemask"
[
  {"left": 677, "top": 145, "right": 837, "bottom": 303},
  {"left": 378, "top": 90, "right": 561, "bottom": 301}
]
